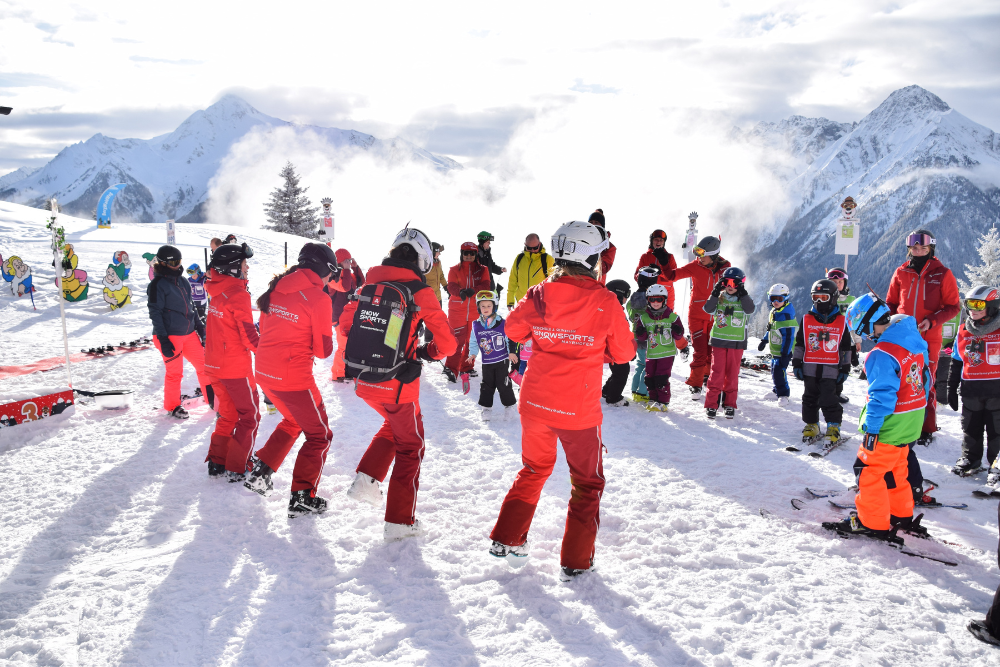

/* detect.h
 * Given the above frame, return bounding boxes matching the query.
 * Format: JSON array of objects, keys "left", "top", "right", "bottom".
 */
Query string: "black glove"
[
  {"left": 711, "top": 281, "right": 725, "bottom": 297},
  {"left": 157, "top": 335, "right": 176, "bottom": 358},
  {"left": 735, "top": 284, "right": 748, "bottom": 298},
  {"left": 861, "top": 431, "right": 879, "bottom": 452},
  {"left": 757, "top": 339, "right": 767, "bottom": 351},
  {"left": 948, "top": 386, "right": 959, "bottom": 411},
  {"left": 652, "top": 247, "right": 670, "bottom": 265},
  {"left": 851, "top": 351, "right": 860, "bottom": 367},
  {"left": 415, "top": 343, "right": 436, "bottom": 363},
  {"left": 793, "top": 367, "right": 804, "bottom": 381},
  {"left": 837, "top": 371, "right": 848, "bottom": 384},
  {"left": 459, "top": 288, "right": 474, "bottom": 299}
]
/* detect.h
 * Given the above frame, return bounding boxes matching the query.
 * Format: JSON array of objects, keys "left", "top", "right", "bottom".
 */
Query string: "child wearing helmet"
[
  {"left": 634, "top": 283, "right": 687, "bottom": 411},
  {"left": 792, "top": 279, "right": 855, "bottom": 444},
  {"left": 702, "top": 267, "right": 755, "bottom": 419},
  {"left": 947, "top": 285, "right": 1000, "bottom": 482},
  {"left": 187, "top": 263, "right": 208, "bottom": 326},
  {"left": 761, "top": 284, "right": 796, "bottom": 407},
  {"left": 827, "top": 293, "right": 930, "bottom": 542},
  {"left": 627, "top": 265, "right": 663, "bottom": 402},
  {"left": 827, "top": 267, "right": 861, "bottom": 404},
  {"left": 466, "top": 290, "right": 518, "bottom": 421},
  {"left": 603, "top": 279, "right": 635, "bottom": 407}
]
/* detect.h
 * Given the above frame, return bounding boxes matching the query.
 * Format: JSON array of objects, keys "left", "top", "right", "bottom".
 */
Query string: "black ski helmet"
[
  {"left": 648, "top": 229, "right": 667, "bottom": 248},
  {"left": 721, "top": 267, "right": 746, "bottom": 284},
  {"left": 906, "top": 229, "right": 936, "bottom": 257},
  {"left": 694, "top": 235, "right": 721, "bottom": 257},
  {"left": 210, "top": 243, "right": 253, "bottom": 278},
  {"left": 297, "top": 243, "right": 338, "bottom": 278},
  {"left": 156, "top": 244, "right": 182, "bottom": 266},
  {"left": 636, "top": 265, "right": 661, "bottom": 291},
  {"left": 606, "top": 279, "right": 632, "bottom": 305},
  {"left": 810, "top": 279, "right": 840, "bottom": 314}
]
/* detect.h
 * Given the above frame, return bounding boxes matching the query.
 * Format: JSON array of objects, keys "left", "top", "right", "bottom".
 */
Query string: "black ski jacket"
[{"left": 147, "top": 265, "right": 205, "bottom": 338}]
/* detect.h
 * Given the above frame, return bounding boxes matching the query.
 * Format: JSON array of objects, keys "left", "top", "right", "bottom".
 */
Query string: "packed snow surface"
[{"left": 0, "top": 201, "right": 998, "bottom": 666}]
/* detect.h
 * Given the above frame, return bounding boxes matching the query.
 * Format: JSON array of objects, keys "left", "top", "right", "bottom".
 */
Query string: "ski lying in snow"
[
  {"left": 973, "top": 486, "right": 1000, "bottom": 498},
  {"left": 829, "top": 499, "right": 968, "bottom": 511},
  {"left": 821, "top": 523, "right": 958, "bottom": 566},
  {"left": 808, "top": 436, "right": 852, "bottom": 458},
  {"left": 806, "top": 487, "right": 854, "bottom": 499}
]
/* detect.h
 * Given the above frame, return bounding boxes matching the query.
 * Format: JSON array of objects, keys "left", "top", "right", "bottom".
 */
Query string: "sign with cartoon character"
[
  {"left": 0, "top": 253, "right": 34, "bottom": 297},
  {"left": 834, "top": 196, "right": 859, "bottom": 257},
  {"left": 102, "top": 263, "right": 132, "bottom": 310},
  {"left": 55, "top": 244, "right": 89, "bottom": 302},
  {"left": 682, "top": 211, "right": 699, "bottom": 263},
  {"left": 142, "top": 252, "right": 156, "bottom": 280},
  {"left": 112, "top": 251, "right": 132, "bottom": 280},
  {"left": 0, "top": 390, "right": 74, "bottom": 427},
  {"left": 320, "top": 197, "right": 333, "bottom": 236}
]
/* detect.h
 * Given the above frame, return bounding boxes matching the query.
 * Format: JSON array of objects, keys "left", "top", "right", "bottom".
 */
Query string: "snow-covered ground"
[{"left": 1, "top": 201, "right": 998, "bottom": 666}]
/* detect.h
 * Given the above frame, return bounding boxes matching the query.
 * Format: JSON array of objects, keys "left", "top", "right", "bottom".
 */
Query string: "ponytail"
[{"left": 257, "top": 266, "right": 299, "bottom": 314}]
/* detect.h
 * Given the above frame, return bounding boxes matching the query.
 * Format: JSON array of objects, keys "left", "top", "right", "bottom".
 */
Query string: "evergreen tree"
[
  {"left": 959, "top": 226, "right": 1000, "bottom": 292},
  {"left": 262, "top": 162, "right": 320, "bottom": 238}
]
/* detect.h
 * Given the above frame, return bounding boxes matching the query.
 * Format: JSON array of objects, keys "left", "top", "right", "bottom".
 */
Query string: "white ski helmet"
[
  {"left": 550, "top": 221, "right": 610, "bottom": 272},
  {"left": 767, "top": 283, "right": 790, "bottom": 300},
  {"left": 390, "top": 225, "right": 434, "bottom": 273},
  {"left": 475, "top": 289, "right": 499, "bottom": 309},
  {"left": 646, "top": 284, "right": 669, "bottom": 300}
]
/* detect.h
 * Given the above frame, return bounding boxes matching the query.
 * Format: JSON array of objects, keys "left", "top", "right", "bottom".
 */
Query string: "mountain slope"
[
  {"left": 742, "top": 86, "right": 1000, "bottom": 311},
  {"left": 0, "top": 96, "right": 460, "bottom": 224}
]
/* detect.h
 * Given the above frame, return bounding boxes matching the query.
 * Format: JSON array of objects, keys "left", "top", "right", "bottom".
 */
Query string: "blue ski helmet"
[{"left": 847, "top": 293, "right": 892, "bottom": 340}]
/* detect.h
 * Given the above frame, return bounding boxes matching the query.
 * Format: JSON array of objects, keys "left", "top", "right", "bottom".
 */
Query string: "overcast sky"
[{"left": 1, "top": 0, "right": 998, "bottom": 173}]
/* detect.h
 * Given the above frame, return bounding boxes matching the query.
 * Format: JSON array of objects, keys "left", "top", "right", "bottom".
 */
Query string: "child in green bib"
[
  {"left": 633, "top": 283, "right": 687, "bottom": 411},
  {"left": 703, "top": 267, "right": 756, "bottom": 419}
]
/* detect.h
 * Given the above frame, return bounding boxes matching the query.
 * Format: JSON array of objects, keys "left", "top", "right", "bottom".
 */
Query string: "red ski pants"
[
  {"left": 253, "top": 382, "right": 333, "bottom": 494},
  {"left": 332, "top": 328, "right": 348, "bottom": 379},
  {"left": 154, "top": 332, "right": 210, "bottom": 411},
  {"left": 356, "top": 400, "right": 426, "bottom": 525},
  {"left": 207, "top": 376, "right": 261, "bottom": 473},
  {"left": 686, "top": 316, "right": 713, "bottom": 388},
  {"left": 705, "top": 346, "right": 743, "bottom": 409},
  {"left": 853, "top": 441, "right": 914, "bottom": 531},
  {"left": 491, "top": 416, "right": 606, "bottom": 570},
  {"left": 445, "top": 323, "right": 476, "bottom": 375},
  {"left": 923, "top": 337, "right": 941, "bottom": 434}
]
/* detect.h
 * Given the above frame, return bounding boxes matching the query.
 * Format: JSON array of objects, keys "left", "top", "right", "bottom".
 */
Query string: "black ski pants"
[
  {"left": 802, "top": 375, "right": 842, "bottom": 424},
  {"left": 961, "top": 396, "right": 1000, "bottom": 468},
  {"left": 602, "top": 362, "right": 630, "bottom": 403},
  {"left": 479, "top": 360, "right": 517, "bottom": 409}
]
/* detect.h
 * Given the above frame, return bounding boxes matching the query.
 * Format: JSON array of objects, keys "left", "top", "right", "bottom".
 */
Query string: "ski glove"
[
  {"left": 652, "top": 247, "right": 671, "bottom": 265},
  {"left": 793, "top": 367, "right": 804, "bottom": 381},
  {"left": 711, "top": 281, "right": 725, "bottom": 298},
  {"left": 415, "top": 343, "right": 436, "bottom": 362},
  {"left": 461, "top": 373, "right": 471, "bottom": 395},
  {"left": 850, "top": 351, "right": 860, "bottom": 367},
  {"left": 735, "top": 284, "right": 748, "bottom": 299},
  {"left": 948, "top": 386, "right": 959, "bottom": 412},
  {"left": 459, "top": 288, "right": 475, "bottom": 300},
  {"left": 157, "top": 335, "right": 176, "bottom": 358},
  {"left": 861, "top": 431, "right": 879, "bottom": 452},
  {"left": 757, "top": 339, "right": 767, "bottom": 352}
]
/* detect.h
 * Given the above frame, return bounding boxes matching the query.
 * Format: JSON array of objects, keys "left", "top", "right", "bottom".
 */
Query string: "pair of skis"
[{"left": 785, "top": 435, "right": 853, "bottom": 458}]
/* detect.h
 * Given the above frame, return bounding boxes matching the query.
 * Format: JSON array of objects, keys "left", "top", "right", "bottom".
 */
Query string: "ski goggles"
[
  {"left": 966, "top": 299, "right": 989, "bottom": 311},
  {"left": 724, "top": 277, "right": 745, "bottom": 289},
  {"left": 475, "top": 290, "right": 497, "bottom": 301},
  {"left": 462, "top": 250, "right": 477, "bottom": 257},
  {"left": 906, "top": 233, "right": 936, "bottom": 247},
  {"left": 186, "top": 267, "right": 200, "bottom": 275},
  {"left": 826, "top": 268, "right": 848, "bottom": 280},
  {"left": 769, "top": 295, "right": 786, "bottom": 303},
  {"left": 811, "top": 292, "right": 832, "bottom": 303},
  {"left": 693, "top": 245, "right": 719, "bottom": 258},
  {"left": 478, "top": 233, "right": 494, "bottom": 242},
  {"left": 646, "top": 295, "right": 666, "bottom": 304},
  {"left": 524, "top": 244, "right": 541, "bottom": 252},
  {"left": 159, "top": 257, "right": 182, "bottom": 268},
  {"left": 650, "top": 230, "right": 667, "bottom": 241}
]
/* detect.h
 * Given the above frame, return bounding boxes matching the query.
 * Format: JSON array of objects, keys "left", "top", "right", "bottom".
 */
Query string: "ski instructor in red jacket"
[
  {"left": 489, "top": 220, "right": 635, "bottom": 579},
  {"left": 662, "top": 235, "right": 731, "bottom": 396},
  {"left": 203, "top": 242, "right": 260, "bottom": 481},
  {"left": 885, "top": 229, "right": 960, "bottom": 445},
  {"left": 243, "top": 243, "right": 340, "bottom": 518},
  {"left": 340, "top": 227, "right": 458, "bottom": 541},
  {"left": 444, "top": 242, "right": 491, "bottom": 381}
]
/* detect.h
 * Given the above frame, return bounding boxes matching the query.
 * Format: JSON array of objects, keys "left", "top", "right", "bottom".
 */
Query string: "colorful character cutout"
[
  {"left": 0, "top": 253, "right": 35, "bottom": 297},
  {"left": 55, "top": 244, "right": 89, "bottom": 302},
  {"left": 102, "top": 262, "right": 132, "bottom": 310},
  {"left": 142, "top": 252, "right": 156, "bottom": 281},
  {"left": 112, "top": 251, "right": 132, "bottom": 280}
]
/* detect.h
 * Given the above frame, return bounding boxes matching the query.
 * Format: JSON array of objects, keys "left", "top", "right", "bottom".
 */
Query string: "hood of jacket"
[
  {"left": 879, "top": 315, "right": 929, "bottom": 354},
  {"left": 532, "top": 275, "right": 614, "bottom": 329},
  {"left": 205, "top": 270, "right": 248, "bottom": 298},
  {"left": 276, "top": 268, "right": 325, "bottom": 294}
]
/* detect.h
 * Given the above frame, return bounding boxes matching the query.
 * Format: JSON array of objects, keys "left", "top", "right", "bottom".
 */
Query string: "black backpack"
[
  {"left": 344, "top": 280, "right": 429, "bottom": 383},
  {"left": 515, "top": 251, "right": 549, "bottom": 278}
]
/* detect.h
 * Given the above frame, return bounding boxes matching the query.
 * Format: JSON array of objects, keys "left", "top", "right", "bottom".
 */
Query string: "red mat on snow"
[{"left": 0, "top": 346, "right": 153, "bottom": 380}]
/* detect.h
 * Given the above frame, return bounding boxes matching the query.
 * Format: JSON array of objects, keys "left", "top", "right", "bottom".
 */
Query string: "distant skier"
[
  {"left": 203, "top": 243, "right": 260, "bottom": 480},
  {"left": 147, "top": 245, "right": 211, "bottom": 420},
  {"left": 243, "top": 243, "right": 340, "bottom": 518},
  {"left": 792, "top": 280, "right": 853, "bottom": 443},
  {"left": 634, "top": 283, "right": 687, "bottom": 412},
  {"left": 947, "top": 286, "right": 1000, "bottom": 483},
  {"left": 466, "top": 289, "right": 518, "bottom": 421},
  {"left": 476, "top": 231, "right": 507, "bottom": 299},
  {"left": 885, "top": 229, "right": 960, "bottom": 446},
  {"left": 586, "top": 209, "right": 616, "bottom": 285},
  {"left": 627, "top": 266, "right": 663, "bottom": 403},
  {"left": 506, "top": 234, "right": 554, "bottom": 310},
  {"left": 489, "top": 220, "right": 634, "bottom": 579},
  {"left": 186, "top": 263, "right": 208, "bottom": 325},
  {"left": 633, "top": 229, "right": 677, "bottom": 309},
  {"left": 832, "top": 293, "right": 930, "bottom": 540},
  {"left": 702, "top": 267, "right": 755, "bottom": 419},
  {"left": 603, "top": 279, "right": 635, "bottom": 407},
  {"left": 761, "top": 284, "right": 796, "bottom": 407}
]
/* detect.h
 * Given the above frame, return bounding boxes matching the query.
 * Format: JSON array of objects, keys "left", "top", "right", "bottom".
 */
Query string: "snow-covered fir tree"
[
  {"left": 262, "top": 162, "right": 320, "bottom": 238},
  {"left": 959, "top": 225, "right": 1000, "bottom": 292}
]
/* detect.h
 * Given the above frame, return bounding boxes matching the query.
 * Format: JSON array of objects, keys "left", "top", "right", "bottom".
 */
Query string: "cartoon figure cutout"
[
  {"left": 142, "top": 252, "right": 156, "bottom": 281},
  {"left": 55, "top": 244, "right": 89, "bottom": 302},
  {"left": 0, "top": 253, "right": 35, "bottom": 297},
  {"left": 112, "top": 251, "right": 132, "bottom": 280},
  {"left": 102, "top": 263, "right": 132, "bottom": 310}
]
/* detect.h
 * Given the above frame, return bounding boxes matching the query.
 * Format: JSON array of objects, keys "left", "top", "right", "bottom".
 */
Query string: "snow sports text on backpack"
[{"left": 344, "top": 281, "right": 429, "bottom": 383}]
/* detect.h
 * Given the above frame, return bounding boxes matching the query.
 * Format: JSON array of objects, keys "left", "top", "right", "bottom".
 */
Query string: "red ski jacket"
[
  {"left": 633, "top": 249, "right": 678, "bottom": 307},
  {"left": 886, "top": 256, "right": 961, "bottom": 346},
  {"left": 446, "top": 260, "right": 491, "bottom": 328},
  {"left": 599, "top": 241, "right": 617, "bottom": 285},
  {"left": 330, "top": 264, "right": 365, "bottom": 325},
  {"left": 204, "top": 271, "right": 259, "bottom": 379},
  {"left": 506, "top": 274, "right": 635, "bottom": 429},
  {"left": 341, "top": 261, "right": 457, "bottom": 404},
  {"left": 664, "top": 258, "right": 732, "bottom": 323},
  {"left": 255, "top": 269, "right": 334, "bottom": 390}
]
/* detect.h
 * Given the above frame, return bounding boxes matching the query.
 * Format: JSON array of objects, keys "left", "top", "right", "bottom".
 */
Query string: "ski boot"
[
  {"left": 916, "top": 431, "right": 935, "bottom": 447},
  {"left": 244, "top": 458, "right": 275, "bottom": 497},
  {"left": 489, "top": 539, "right": 529, "bottom": 568},
  {"left": 559, "top": 557, "right": 594, "bottom": 581},
  {"left": 987, "top": 466, "right": 1000, "bottom": 488},
  {"left": 822, "top": 511, "right": 903, "bottom": 545},
  {"left": 504, "top": 405, "right": 518, "bottom": 420},
  {"left": 169, "top": 405, "right": 190, "bottom": 420},
  {"left": 706, "top": 407, "right": 717, "bottom": 420},
  {"left": 443, "top": 367, "right": 458, "bottom": 383},
  {"left": 837, "top": 395, "right": 849, "bottom": 404},
  {"left": 646, "top": 401, "right": 664, "bottom": 412},
  {"left": 825, "top": 422, "right": 841, "bottom": 445},
  {"left": 914, "top": 479, "right": 939, "bottom": 506},
  {"left": 208, "top": 461, "right": 226, "bottom": 478},
  {"left": 606, "top": 398, "right": 629, "bottom": 407},
  {"left": 346, "top": 472, "right": 383, "bottom": 507},
  {"left": 288, "top": 490, "right": 328, "bottom": 518},
  {"left": 777, "top": 396, "right": 790, "bottom": 408},
  {"left": 802, "top": 422, "right": 821, "bottom": 443},
  {"left": 893, "top": 512, "right": 930, "bottom": 539},
  {"left": 967, "top": 620, "right": 1000, "bottom": 647},
  {"left": 481, "top": 407, "right": 492, "bottom": 422},
  {"left": 384, "top": 519, "right": 424, "bottom": 542},
  {"left": 631, "top": 392, "right": 649, "bottom": 403},
  {"left": 689, "top": 386, "right": 702, "bottom": 400},
  {"left": 724, "top": 406, "right": 735, "bottom": 420},
  {"left": 952, "top": 456, "right": 984, "bottom": 477},
  {"left": 226, "top": 470, "right": 246, "bottom": 483}
]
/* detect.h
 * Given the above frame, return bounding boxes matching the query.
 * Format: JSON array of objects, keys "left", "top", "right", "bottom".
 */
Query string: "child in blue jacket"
[
  {"left": 759, "top": 284, "right": 797, "bottom": 406},
  {"left": 467, "top": 290, "right": 518, "bottom": 422}
]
